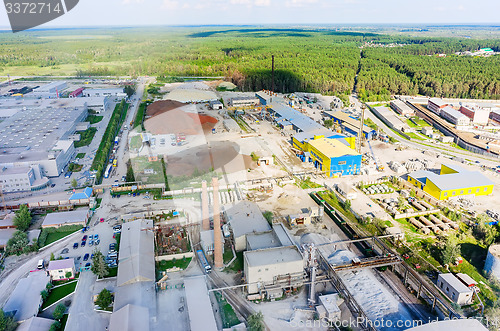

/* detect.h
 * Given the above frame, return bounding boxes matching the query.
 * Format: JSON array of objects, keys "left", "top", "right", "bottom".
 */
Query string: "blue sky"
[{"left": 1, "top": 0, "right": 499, "bottom": 28}]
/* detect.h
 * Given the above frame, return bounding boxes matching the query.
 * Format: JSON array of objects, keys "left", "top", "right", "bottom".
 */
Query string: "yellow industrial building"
[
  {"left": 292, "top": 134, "right": 361, "bottom": 177},
  {"left": 407, "top": 164, "right": 494, "bottom": 200}
]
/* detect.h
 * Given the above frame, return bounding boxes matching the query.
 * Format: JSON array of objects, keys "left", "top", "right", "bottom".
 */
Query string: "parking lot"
[{"left": 56, "top": 221, "right": 120, "bottom": 272}]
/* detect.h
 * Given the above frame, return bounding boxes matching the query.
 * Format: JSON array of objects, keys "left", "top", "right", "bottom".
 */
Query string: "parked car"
[
  {"left": 88, "top": 239, "right": 94, "bottom": 247},
  {"left": 84, "top": 262, "right": 91, "bottom": 270},
  {"left": 83, "top": 253, "right": 89, "bottom": 261},
  {"left": 100, "top": 218, "right": 104, "bottom": 222},
  {"left": 73, "top": 243, "right": 79, "bottom": 249},
  {"left": 82, "top": 235, "right": 88, "bottom": 241},
  {"left": 94, "top": 234, "right": 99, "bottom": 240},
  {"left": 81, "top": 241, "right": 86, "bottom": 247},
  {"left": 50, "top": 183, "right": 56, "bottom": 188},
  {"left": 95, "top": 239, "right": 100, "bottom": 246},
  {"left": 109, "top": 243, "right": 116, "bottom": 252},
  {"left": 61, "top": 248, "right": 69, "bottom": 254}
]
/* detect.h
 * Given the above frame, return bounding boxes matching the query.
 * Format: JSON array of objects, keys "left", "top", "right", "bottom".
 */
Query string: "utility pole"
[{"left": 357, "top": 104, "right": 366, "bottom": 153}]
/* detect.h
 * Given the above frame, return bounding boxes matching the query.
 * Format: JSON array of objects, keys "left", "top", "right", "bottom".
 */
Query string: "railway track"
[{"left": 207, "top": 271, "right": 271, "bottom": 330}]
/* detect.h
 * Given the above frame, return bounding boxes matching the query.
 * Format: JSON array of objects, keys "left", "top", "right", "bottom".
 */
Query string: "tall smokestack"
[
  {"left": 202, "top": 180, "right": 210, "bottom": 231},
  {"left": 212, "top": 177, "right": 223, "bottom": 269},
  {"left": 271, "top": 55, "right": 275, "bottom": 93}
]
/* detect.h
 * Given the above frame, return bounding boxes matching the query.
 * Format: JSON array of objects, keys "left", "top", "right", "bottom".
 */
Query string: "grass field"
[
  {"left": 44, "top": 230, "right": 76, "bottom": 246},
  {"left": 76, "top": 153, "right": 86, "bottom": 159},
  {"left": 156, "top": 257, "right": 192, "bottom": 271},
  {"left": 224, "top": 251, "right": 243, "bottom": 273},
  {"left": 215, "top": 292, "right": 240, "bottom": 328},
  {"left": 74, "top": 127, "right": 97, "bottom": 148},
  {"left": 87, "top": 115, "right": 103, "bottom": 124},
  {"left": 131, "top": 156, "right": 164, "bottom": 184},
  {"left": 41, "top": 281, "right": 77, "bottom": 309}
]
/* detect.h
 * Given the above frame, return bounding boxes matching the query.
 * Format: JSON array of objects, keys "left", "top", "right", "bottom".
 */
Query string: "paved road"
[
  {"left": 0, "top": 230, "right": 81, "bottom": 307},
  {"left": 65, "top": 271, "right": 110, "bottom": 331}
]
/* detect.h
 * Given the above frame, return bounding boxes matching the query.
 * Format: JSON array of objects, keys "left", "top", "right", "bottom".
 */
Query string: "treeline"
[
  {"left": 358, "top": 47, "right": 500, "bottom": 99},
  {"left": 91, "top": 99, "right": 128, "bottom": 184},
  {"left": 1, "top": 28, "right": 500, "bottom": 99}
]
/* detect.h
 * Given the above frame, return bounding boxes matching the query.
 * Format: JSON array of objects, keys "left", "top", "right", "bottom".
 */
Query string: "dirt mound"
[
  {"left": 146, "top": 100, "right": 185, "bottom": 117},
  {"left": 144, "top": 108, "right": 218, "bottom": 135}
]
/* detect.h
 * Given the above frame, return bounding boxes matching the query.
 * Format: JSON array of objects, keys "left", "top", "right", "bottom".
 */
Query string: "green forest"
[{"left": 0, "top": 27, "right": 499, "bottom": 99}]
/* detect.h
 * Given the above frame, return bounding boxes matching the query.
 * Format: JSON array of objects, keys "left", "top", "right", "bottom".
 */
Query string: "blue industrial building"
[{"left": 323, "top": 111, "right": 376, "bottom": 140}]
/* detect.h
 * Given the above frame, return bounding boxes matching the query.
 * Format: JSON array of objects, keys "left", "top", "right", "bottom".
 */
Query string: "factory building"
[
  {"left": 372, "top": 106, "right": 411, "bottom": 132},
  {"left": 69, "top": 87, "right": 84, "bottom": 98},
  {"left": 427, "top": 98, "right": 448, "bottom": 115},
  {"left": 458, "top": 105, "right": 490, "bottom": 125},
  {"left": 30, "top": 81, "right": 68, "bottom": 99},
  {"left": 440, "top": 106, "right": 470, "bottom": 127},
  {"left": 489, "top": 109, "right": 500, "bottom": 123},
  {"left": 246, "top": 223, "right": 295, "bottom": 251},
  {"left": 0, "top": 98, "right": 86, "bottom": 178},
  {"left": 229, "top": 96, "right": 260, "bottom": 107},
  {"left": 407, "top": 164, "right": 494, "bottom": 200},
  {"left": 209, "top": 100, "right": 223, "bottom": 110},
  {"left": 268, "top": 102, "right": 326, "bottom": 133},
  {"left": 244, "top": 245, "right": 304, "bottom": 298},
  {"left": 390, "top": 99, "right": 414, "bottom": 116},
  {"left": 83, "top": 88, "right": 126, "bottom": 98},
  {"left": 224, "top": 200, "right": 271, "bottom": 251},
  {"left": 437, "top": 273, "right": 474, "bottom": 306},
  {"left": 323, "top": 111, "right": 376, "bottom": 139},
  {"left": 0, "top": 165, "right": 48, "bottom": 193},
  {"left": 255, "top": 90, "right": 283, "bottom": 105},
  {"left": 294, "top": 136, "right": 361, "bottom": 177}
]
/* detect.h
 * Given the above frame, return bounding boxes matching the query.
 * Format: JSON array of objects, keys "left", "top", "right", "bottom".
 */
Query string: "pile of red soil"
[{"left": 144, "top": 101, "right": 218, "bottom": 135}]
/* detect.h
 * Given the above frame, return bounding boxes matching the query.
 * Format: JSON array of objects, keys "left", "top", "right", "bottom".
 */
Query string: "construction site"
[{"left": 154, "top": 224, "right": 191, "bottom": 257}]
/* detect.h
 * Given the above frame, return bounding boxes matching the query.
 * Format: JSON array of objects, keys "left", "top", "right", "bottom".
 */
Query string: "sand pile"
[{"left": 146, "top": 100, "right": 185, "bottom": 117}]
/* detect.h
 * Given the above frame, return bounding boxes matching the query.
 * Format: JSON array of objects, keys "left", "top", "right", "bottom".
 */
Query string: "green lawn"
[
  {"left": 406, "top": 132, "right": 426, "bottom": 141},
  {"left": 224, "top": 251, "right": 243, "bottom": 273},
  {"left": 44, "top": 231, "right": 77, "bottom": 246},
  {"left": 104, "top": 267, "right": 118, "bottom": 278},
  {"left": 76, "top": 153, "right": 86, "bottom": 159},
  {"left": 156, "top": 257, "right": 192, "bottom": 271},
  {"left": 68, "top": 163, "right": 83, "bottom": 172},
  {"left": 41, "top": 281, "right": 77, "bottom": 309},
  {"left": 87, "top": 115, "right": 103, "bottom": 124},
  {"left": 74, "top": 127, "right": 97, "bottom": 148},
  {"left": 59, "top": 314, "right": 69, "bottom": 331},
  {"left": 215, "top": 292, "right": 240, "bottom": 328}
]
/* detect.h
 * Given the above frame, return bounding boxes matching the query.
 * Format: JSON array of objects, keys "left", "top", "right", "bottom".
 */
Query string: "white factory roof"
[
  {"left": 109, "top": 304, "right": 150, "bottom": 331},
  {"left": 246, "top": 231, "right": 281, "bottom": 250},
  {"left": 455, "top": 273, "right": 477, "bottom": 287},
  {"left": 0, "top": 99, "right": 86, "bottom": 150},
  {"left": 407, "top": 319, "right": 487, "bottom": 331},
  {"left": 441, "top": 106, "right": 468, "bottom": 120},
  {"left": 3, "top": 271, "right": 50, "bottom": 322},
  {"left": 0, "top": 166, "right": 31, "bottom": 175},
  {"left": 428, "top": 98, "right": 448, "bottom": 107},
  {"left": 16, "top": 317, "right": 53, "bottom": 331},
  {"left": 226, "top": 200, "right": 271, "bottom": 239},
  {"left": 318, "top": 293, "right": 341, "bottom": 316},
  {"left": 117, "top": 219, "right": 155, "bottom": 287},
  {"left": 184, "top": 276, "right": 218, "bottom": 331},
  {"left": 373, "top": 106, "right": 410, "bottom": 130},
  {"left": 244, "top": 245, "right": 303, "bottom": 268},
  {"left": 438, "top": 273, "right": 472, "bottom": 294},
  {"left": 272, "top": 223, "right": 295, "bottom": 247},
  {"left": 41, "top": 208, "right": 89, "bottom": 227}
]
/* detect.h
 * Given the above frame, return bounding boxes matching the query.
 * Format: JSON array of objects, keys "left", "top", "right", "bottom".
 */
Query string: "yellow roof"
[{"left": 309, "top": 138, "right": 360, "bottom": 158}]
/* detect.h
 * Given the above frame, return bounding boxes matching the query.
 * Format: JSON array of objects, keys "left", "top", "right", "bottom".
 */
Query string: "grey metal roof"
[
  {"left": 270, "top": 102, "right": 325, "bottom": 133},
  {"left": 441, "top": 106, "right": 468, "bottom": 120},
  {"left": 47, "top": 259, "right": 75, "bottom": 271},
  {"left": 246, "top": 231, "right": 281, "bottom": 251},
  {"left": 438, "top": 273, "right": 472, "bottom": 294},
  {"left": 244, "top": 245, "right": 303, "bottom": 268},
  {"left": 226, "top": 201, "right": 271, "bottom": 239},
  {"left": 42, "top": 209, "right": 89, "bottom": 227},
  {"left": 184, "top": 276, "right": 218, "bottom": 331},
  {"left": 16, "top": 317, "right": 53, "bottom": 331},
  {"left": 109, "top": 304, "right": 150, "bottom": 331},
  {"left": 4, "top": 271, "right": 50, "bottom": 322},
  {"left": 117, "top": 219, "right": 155, "bottom": 287},
  {"left": 409, "top": 164, "right": 494, "bottom": 191}
]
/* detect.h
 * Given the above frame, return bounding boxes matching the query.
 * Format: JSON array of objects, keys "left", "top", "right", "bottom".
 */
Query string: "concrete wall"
[{"left": 155, "top": 252, "right": 194, "bottom": 262}]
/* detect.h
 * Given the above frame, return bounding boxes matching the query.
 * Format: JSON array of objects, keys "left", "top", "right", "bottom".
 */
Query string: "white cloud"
[
  {"left": 285, "top": 0, "right": 317, "bottom": 8},
  {"left": 162, "top": 0, "right": 179, "bottom": 10}
]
